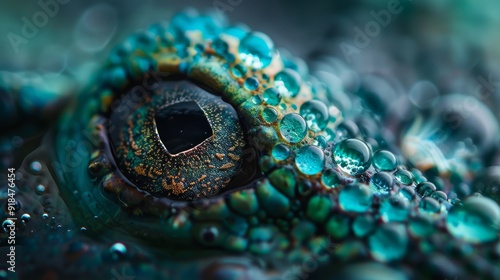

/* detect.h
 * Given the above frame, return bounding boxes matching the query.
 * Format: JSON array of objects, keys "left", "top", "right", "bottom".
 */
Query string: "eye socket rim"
[{"left": 108, "top": 79, "right": 258, "bottom": 201}]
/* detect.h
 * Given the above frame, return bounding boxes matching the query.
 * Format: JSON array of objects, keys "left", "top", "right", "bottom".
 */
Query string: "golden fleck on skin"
[
  {"left": 215, "top": 153, "right": 225, "bottom": 160},
  {"left": 228, "top": 153, "right": 240, "bottom": 161},
  {"left": 219, "top": 163, "right": 235, "bottom": 170}
]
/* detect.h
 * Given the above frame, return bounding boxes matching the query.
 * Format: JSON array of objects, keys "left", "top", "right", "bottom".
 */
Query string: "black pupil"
[{"left": 155, "top": 101, "right": 213, "bottom": 154}]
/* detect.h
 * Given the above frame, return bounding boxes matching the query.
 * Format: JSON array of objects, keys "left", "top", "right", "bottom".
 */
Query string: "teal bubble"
[
  {"left": 35, "top": 184, "right": 46, "bottom": 195},
  {"left": 306, "top": 196, "right": 332, "bottom": 223},
  {"left": 372, "top": 150, "right": 397, "bottom": 171},
  {"left": 248, "top": 226, "right": 274, "bottom": 254},
  {"left": 415, "top": 182, "right": 436, "bottom": 197},
  {"left": 212, "top": 37, "right": 228, "bottom": 55},
  {"left": 110, "top": 242, "right": 127, "bottom": 255},
  {"left": 398, "top": 186, "right": 416, "bottom": 201},
  {"left": 279, "top": 113, "right": 307, "bottom": 144},
  {"left": 339, "top": 184, "right": 373, "bottom": 213},
  {"left": 369, "top": 172, "right": 393, "bottom": 197},
  {"left": 430, "top": 191, "right": 448, "bottom": 203},
  {"left": 380, "top": 195, "right": 410, "bottom": 222},
  {"left": 231, "top": 64, "right": 247, "bottom": 78},
  {"left": 321, "top": 169, "right": 342, "bottom": 189},
  {"left": 256, "top": 181, "right": 290, "bottom": 218},
  {"left": 2, "top": 219, "right": 14, "bottom": 232},
  {"left": 368, "top": 223, "right": 408, "bottom": 262},
  {"left": 446, "top": 196, "right": 500, "bottom": 244},
  {"left": 326, "top": 216, "right": 350, "bottom": 239},
  {"left": 272, "top": 144, "right": 290, "bottom": 161},
  {"left": 409, "top": 213, "right": 435, "bottom": 238},
  {"left": 300, "top": 100, "right": 329, "bottom": 132},
  {"left": 295, "top": 145, "right": 325, "bottom": 175},
  {"left": 262, "top": 107, "right": 278, "bottom": 123},
  {"left": 238, "top": 32, "right": 274, "bottom": 69},
  {"left": 244, "top": 77, "right": 259, "bottom": 91},
  {"left": 21, "top": 214, "right": 31, "bottom": 223},
  {"left": 263, "top": 87, "right": 282, "bottom": 106},
  {"left": 333, "top": 138, "right": 372, "bottom": 176},
  {"left": 352, "top": 214, "right": 375, "bottom": 237},
  {"left": 274, "top": 69, "right": 301, "bottom": 98},
  {"left": 419, "top": 197, "right": 441, "bottom": 214},
  {"left": 313, "top": 135, "right": 327, "bottom": 149},
  {"left": 394, "top": 169, "right": 413, "bottom": 185},
  {"left": 228, "top": 189, "right": 259, "bottom": 216},
  {"left": 251, "top": 95, "right": 262, "bottom": 104}
]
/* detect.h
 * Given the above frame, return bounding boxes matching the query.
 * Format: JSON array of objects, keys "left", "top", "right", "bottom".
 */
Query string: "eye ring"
[{"left": 108, "top": 80, "right": 249, "bottom": 200}]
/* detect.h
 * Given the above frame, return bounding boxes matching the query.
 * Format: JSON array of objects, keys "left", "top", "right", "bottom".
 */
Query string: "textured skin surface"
[{"left": 1, "top": 9, "right": 500, "bottom": 280}]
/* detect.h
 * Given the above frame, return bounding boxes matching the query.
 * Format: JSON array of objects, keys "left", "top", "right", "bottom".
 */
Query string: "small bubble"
[
  {"left": 21, "top": 213, "right": 31, "bottom": 223},
  {"left": 30, "top": 161, "right": 42, "bottom": 173},
  {"left": 35, "top": 184, "right": 46, "bottom": 195}
]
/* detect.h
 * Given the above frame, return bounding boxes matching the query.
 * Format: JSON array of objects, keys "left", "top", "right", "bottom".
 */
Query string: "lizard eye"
[{"left": 108, "top": 79, "right": 258, "bottom": 200}]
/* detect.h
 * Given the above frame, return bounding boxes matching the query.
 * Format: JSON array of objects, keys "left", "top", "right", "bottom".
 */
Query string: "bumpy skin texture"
[{"left": 1, "top": 10, "right": 500, "bottom": 280}]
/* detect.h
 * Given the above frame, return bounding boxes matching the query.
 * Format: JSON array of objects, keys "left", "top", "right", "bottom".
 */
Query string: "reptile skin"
[{"left": 1, "top": 9, "right": 500, "bottom": 280}]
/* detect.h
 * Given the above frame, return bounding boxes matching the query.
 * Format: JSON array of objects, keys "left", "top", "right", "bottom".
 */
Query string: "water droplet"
[
  {"left": 472, "top": 166, "right": 500, "bottom": 204},
  {"left": 430, "top": 191, "right": 447, "bottom": 203},
  {"left": 409, "top": 213, "right": 435, "bottom": 237},
  {"left": 110, "top": 242, "right": 127, "bottom": 256},
  {"left": 419, "top": 197, "right": 441, "bottom": 214},
  {"left": 352, "top": 214, "right": 375, "bottom": 237},
  {"left": 2, "top": 220, "right": 14, "bottom": 232},
  {"left": 370, "top": 172, "right": 394, "bottom": 197},
  {"left": 272, "top": 144, "right": 290, "bottom": 161},
  {"left": 231, "top": 64, "right": 247, "bottom": 78},
  {"left": 35, "top": 184, "right": 45, "bottom": 195},
  {"left": 263, "top": 87, "right": 281, "bottom": 106},
  {"left": 394, "top": 169, "right": 413, "bottom": 185},
  {"left": 415, "top": 182, "right": 436, "bottom": 197},
  {"left": 42, "top": 213, "right": 49, "bottom": 219},
  {"left": 251, "top": 95, "right": 262, "bottom": 105},
  {"left": 244, "top": 77, "right": 259, "bottom": 91},
  {"left": 380, "top": 195, "right": 410, "bottom": 222},
  {"left": 369, "top": 223, "right": 408, "bottom": 261},
  {"left": 238, "top": 32, "right": 274, "bottom": 69},
  {"left": 398, "top": 186, "right": 416, "bottom": 200},
  {"left": 313, "top": 136, "right": 327, "bottom": 150},
  {"left": 300, "top": 100, "right": 329, "bottom": 132},
  {"left": 274, "top": 69, "right": 301, "bottom": 98},
  {"left": 446, "top": 196, "right": 500, "bottom": 243},
  {"left": 21, "top": 214, "right": 31, "bottom": 223},
  {"left": 333, "top": 138, "right": 372, "bottom": 176},
  {"left": 339, "top": 184, "right": 373, "bottom": 213},
  {"left": 30, "top": 161, "right": 42, "bottom": 173},
  {"left": 321, "top": 169, "right": 341, "bottom": 189},
  {"left": 408, "top": 80, "right": 440, "bottom": 109},
  {"left": 80, "top": 227, "right": 87, "bottom": 232},
  {"left": 372, "top": 150, "right": 397, "bottom": 171},
  {"left": 261, "top": 107, "right": 278, "bottom": 123},
  {"left": 279, "top": 113, "right": 307, "bottom": 144},
  {"left": 295, "top": 145, "right": 325, "bottom": 175},
  {"left": 212, "top": 37, "right": 228, "bottom": 55}
]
